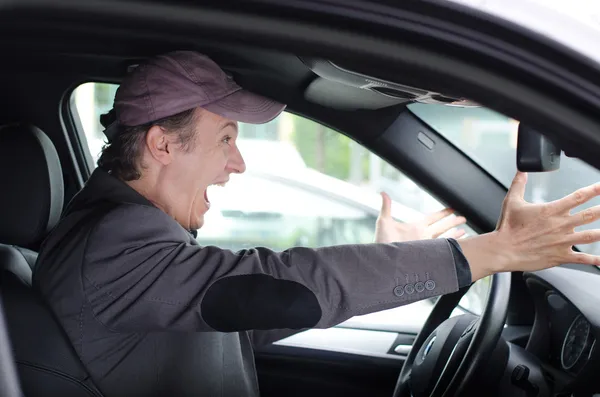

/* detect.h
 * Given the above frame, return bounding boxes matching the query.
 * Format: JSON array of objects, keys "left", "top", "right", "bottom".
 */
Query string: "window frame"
[{"left": 63, "top": 80, "right": 123, "bottom": 184}]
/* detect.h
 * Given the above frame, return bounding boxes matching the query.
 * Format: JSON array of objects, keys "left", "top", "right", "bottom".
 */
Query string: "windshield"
[
  {"left": 445, "top": 0, "right": 600, "bottom": 67},
  {"left": 408, "top": 103, "right": 600, "bottom": 255}
]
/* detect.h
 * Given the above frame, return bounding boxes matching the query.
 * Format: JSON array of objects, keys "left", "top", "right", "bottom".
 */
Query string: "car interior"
[{"left": 1, "top": 2, "right": 600, "bottom": 397}]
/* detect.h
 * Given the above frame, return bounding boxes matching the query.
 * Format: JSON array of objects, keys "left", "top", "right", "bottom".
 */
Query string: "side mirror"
[{"left": 517, "top": 123, "right": 561, "bottom": 172}]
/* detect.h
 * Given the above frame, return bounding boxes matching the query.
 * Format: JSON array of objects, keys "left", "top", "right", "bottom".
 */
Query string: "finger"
[
  {"left": 423, "top": 207, "right": 455, "bottom": 225},
  {"left": 568, "top": 252, "right": 600, "bottom": 266},
  {"left": 567, "top": 205, "right": 600, "bottom": 228},
  {"left": 442, "top": 228, "right": 466, "bottom": 239},
  {"left": 379, "top": 192, "right": 392, "bottom": 219},
  {"left": 567, "top": 230, "right": 600, "bottom": 246},
  {"left": 506, "top": 171, "right": 528, "bottom": 201},
  {"left": 428, "top": 215, "right": 467, "bottom": 238},
  {"left": 549, "top": 183, "right": 600, "bottom": 213}
]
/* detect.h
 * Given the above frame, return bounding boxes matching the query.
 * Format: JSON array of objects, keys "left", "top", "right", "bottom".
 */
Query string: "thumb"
[
  {"left": 507, "top": 171, "right": 528, "bottom": 200},
  {"left": 379, "top": 192, "right": 392, "bottom": 219}
]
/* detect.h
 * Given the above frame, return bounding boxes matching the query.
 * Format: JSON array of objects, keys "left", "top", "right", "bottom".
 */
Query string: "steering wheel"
[{"left": 393, "top": 272, "right": 511, "bottom": 397}]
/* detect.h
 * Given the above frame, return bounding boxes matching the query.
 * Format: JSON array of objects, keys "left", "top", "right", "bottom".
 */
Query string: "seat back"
[{"left": 0, "top": 124, "right": 103, "bottom": 397}]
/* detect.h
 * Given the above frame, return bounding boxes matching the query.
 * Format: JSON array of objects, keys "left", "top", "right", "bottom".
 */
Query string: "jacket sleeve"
[
  {"left": 248, "top": 240, "right": 472, "bottom": 347},
  {"left": 83, "top": 203, "right": 466, "bottom": 333}
]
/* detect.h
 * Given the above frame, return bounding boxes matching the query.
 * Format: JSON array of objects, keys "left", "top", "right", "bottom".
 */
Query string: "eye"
[{"left": 221, "top": 135, "right": 232, "bottom": 145}]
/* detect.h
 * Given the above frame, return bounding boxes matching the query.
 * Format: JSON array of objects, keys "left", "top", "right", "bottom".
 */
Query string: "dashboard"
[{"left": 524, "top": 266, "right": 600, "bottom": 393}]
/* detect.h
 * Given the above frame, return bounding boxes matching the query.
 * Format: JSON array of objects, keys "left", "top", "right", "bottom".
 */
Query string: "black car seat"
[{"left": 0, "top": 124, "right": 103, "bottom": 397}]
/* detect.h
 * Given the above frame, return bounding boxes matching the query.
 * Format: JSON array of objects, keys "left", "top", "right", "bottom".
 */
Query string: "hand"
[
  {"left": 459, "top": 172, "right": 600, "bottom": 281},
  {"left": 375, "top": 192, "right": 467, "bottom": 243}
]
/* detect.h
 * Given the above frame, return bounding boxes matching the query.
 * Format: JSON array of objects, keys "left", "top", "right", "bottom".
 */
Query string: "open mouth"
[{"left": 204, "top": 182, "right": 228, "bottom": 208}]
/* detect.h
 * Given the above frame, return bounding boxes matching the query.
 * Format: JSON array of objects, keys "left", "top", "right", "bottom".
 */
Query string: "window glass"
[
  {"left": 71, "top": 83, "right": 489, "bottom": 335},
  {"left": 409, "top": 103, "right": 600, "bottom": 256},
  {"left": 72, "top": 82, "right": 118, "bottom": 165}
]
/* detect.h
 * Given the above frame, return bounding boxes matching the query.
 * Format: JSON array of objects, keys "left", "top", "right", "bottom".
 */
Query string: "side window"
[
  {"left": 72, "top": 82, "right": 118, "bottom": 166},
  {"left": 72, "top": 83, "right": 489, "bottom": 351}
]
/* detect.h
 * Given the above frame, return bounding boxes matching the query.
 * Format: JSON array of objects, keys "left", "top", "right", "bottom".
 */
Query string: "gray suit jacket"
[{"left": 33, "top": 169, "right": 470, "bottom": 397}]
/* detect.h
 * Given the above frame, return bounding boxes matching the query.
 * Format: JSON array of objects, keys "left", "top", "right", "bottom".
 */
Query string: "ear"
[{"left": 145, "top": 125, "right": 173, "bottom": 165}]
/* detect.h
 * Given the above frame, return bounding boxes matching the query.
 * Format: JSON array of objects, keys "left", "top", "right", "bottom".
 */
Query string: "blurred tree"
[
  {"left": 291, "top": 115, "right": 373, "bottom": 182},
  {"left": 315, "top": 123, "right": 325, "bottom": 172}
]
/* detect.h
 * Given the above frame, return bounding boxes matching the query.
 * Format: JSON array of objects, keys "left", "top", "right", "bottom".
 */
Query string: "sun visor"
[
  {"left": 304, "top": 78, "right": 404, "bottom": 110},
  {"left": 300, "top": 57, "right": 479, "bottom": 109}
]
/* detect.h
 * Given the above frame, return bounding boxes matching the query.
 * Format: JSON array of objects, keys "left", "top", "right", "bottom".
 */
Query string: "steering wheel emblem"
[{"left": 422, "top": 335, "right": 436, "bottom": 360}]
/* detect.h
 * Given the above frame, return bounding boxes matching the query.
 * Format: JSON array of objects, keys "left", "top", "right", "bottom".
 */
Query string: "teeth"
[{"left": 209, "top": 183, "right": 227, "bottom": 187}]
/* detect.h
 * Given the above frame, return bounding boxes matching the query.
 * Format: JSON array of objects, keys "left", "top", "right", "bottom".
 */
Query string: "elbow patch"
[{"left": 201, "top": 274, "right": 321, "bottom": 332}]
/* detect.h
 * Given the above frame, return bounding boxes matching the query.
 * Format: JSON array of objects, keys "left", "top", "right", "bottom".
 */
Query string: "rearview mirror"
[{"left": 517, "top": 123, "right": 561, "bottom": 172}]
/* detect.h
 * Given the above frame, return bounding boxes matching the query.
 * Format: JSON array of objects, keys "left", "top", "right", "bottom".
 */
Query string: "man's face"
[{"left": 156, "top": 109, "right": 245, "bottom": 230}]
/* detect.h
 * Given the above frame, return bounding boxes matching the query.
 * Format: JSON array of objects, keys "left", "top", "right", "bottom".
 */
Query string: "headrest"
[{"left": 0, "top": 124, "right": 64, "bottom": 247}]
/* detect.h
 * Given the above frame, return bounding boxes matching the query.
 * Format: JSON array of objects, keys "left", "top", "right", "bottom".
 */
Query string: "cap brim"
[{"left": 203, "top": 89, "right": 286, "bottom": 124}]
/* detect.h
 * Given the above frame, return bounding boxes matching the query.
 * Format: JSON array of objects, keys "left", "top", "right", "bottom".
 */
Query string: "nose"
[{"left": 226, "top": 143, "right": 246, "bottom": 174}]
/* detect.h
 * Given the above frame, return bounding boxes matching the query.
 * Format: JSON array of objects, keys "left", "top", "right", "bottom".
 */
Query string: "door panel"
[{"left": 255, "top": 342, "right": 406, "bottom": 397}]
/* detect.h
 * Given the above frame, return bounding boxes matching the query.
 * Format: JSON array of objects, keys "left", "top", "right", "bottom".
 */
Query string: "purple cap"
[{"left": 104, "top": 51, "right": 286, "bottom": 140}]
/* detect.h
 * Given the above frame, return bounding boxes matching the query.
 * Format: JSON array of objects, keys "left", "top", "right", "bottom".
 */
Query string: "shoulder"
[
  {"left": 83, "top": 203, "right": 193, "bottom": 282},
  {"left": 89, "top": 202, "right": 191, "bottom": 251}
]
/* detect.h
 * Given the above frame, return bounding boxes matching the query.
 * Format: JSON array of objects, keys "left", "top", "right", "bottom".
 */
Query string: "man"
[{"left": 34, "top": 51, "right": 600, "bottom": 397}]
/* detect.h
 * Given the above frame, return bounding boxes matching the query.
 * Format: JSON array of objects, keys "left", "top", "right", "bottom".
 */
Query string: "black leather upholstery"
[
  {"left": 0, "top": 124, "right": 102, "bottom": 397},
  {"left": 0, "top": 124, "right": 64, "bottom": 248}
]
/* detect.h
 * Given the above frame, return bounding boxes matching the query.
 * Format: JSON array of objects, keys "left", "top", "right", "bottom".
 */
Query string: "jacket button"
[
  {"left": 393, "top": 285, "right": 405, "bottom": 297},
  {"left": 404, "top": 284, "right": 415, "bottom": 294},
  {"left": 415, "top": 282, "right": 425, "bottom": 293},
  {"left": 425, "top": 280, "right": 436, "bottom": 291}
]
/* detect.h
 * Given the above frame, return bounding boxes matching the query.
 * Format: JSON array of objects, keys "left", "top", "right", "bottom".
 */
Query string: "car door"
[{"left": 71, "top": 82, "right": 489, "bottom": 397}]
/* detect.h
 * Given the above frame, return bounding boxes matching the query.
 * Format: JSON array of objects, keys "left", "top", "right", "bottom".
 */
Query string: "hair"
[{"left": 97, "top": 108, "right": 199, "bottom": 181}]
